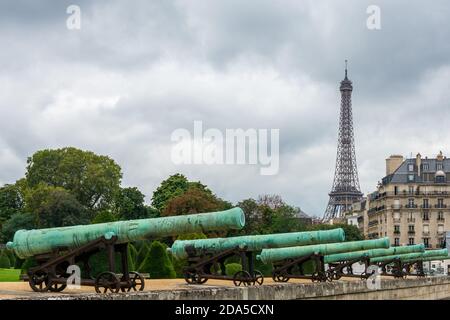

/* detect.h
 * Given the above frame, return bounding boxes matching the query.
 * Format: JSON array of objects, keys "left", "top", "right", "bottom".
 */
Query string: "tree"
[
  {"left": 25, "top": 147, "right": 122, "bottom": 211},
  {"left": 1, "top": 212, "right": 36, "bottom": 243},
  {"left": 151, "top": 174, "right": 190, "bottom": 212},
  {"left": 114, "top": 187, "right": 148, "bottom": 220},
  {"left": 162, "top": 187, "right": 227, "bottom": 216},
  {"left": 140, "top": 241, "right": 176, "bottom": 279},
  {"left": 0, "top": 184, "right": 24, "bottom": 224},
  {"left": 25, "top": 184, "right": 89, "bottom": 228},
  {"left": 91, "top": 210, "right": 119, "bottom": 224}
]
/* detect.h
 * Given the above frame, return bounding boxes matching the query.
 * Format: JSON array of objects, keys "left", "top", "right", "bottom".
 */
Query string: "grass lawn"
[{"left": 0, "top": 268, "right": 21, "bottom": 282}]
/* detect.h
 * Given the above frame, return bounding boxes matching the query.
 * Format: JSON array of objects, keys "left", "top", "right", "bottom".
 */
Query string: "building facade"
[{"left": 366, "top": 152, "right": 450, "bottom": 249}]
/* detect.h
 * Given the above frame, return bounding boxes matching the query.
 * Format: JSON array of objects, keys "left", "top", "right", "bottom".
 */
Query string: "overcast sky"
[{"left": 0, "top": 1, "right": 449, "bottom": 217}]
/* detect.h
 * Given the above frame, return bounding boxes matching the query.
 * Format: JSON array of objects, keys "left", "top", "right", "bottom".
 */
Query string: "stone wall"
[{"left": 13, "top": 276, "right": 450, "bottom": 300}]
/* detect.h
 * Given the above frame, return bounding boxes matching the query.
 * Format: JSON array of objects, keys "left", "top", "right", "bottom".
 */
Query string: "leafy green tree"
[
  {"left": 1, "top": 212, "right": 36, "bottom": 243},
  {"left": 140, "top": 241, "right": 176, "bottom": 279},
  {"left": 25, "top": 147, "right": 122, "bottom": 211},
  {"left": 25, "top": 184, "right": 88, "bottom": 228},
  {"left": 225, "top": 263, "right": 242, "bottom": 276},
  {"left": 20, "top": 257, "right": 37, "bottom": 274},
  {"left": 91, "top": 210, "right": 119, "bottom": 224},
  {"left": 114, "top": 187, "right": 148, "bottom": 220},
  {"left": 151, "top": 174, "right": 190, "bottom": 212},
  {"left": 0, "top": 184, "right": 24, "bottom": 225}
]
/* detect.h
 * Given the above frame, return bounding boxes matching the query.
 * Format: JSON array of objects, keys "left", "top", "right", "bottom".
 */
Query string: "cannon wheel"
[
  {"left": 121, "top": 272, "right": 145, "bottom": 292},
  {"left": 95, "top": 271, "right": 120, "bottom": 293},
  {"left": 233, "top": 270, "right": 252, "bottom": 286},
  {"left": 272, "top": 272, "right": 289, "bottom": 283},
  {"left": 47, "top": 281, "right": 67, "bottom": 292},
  {"left": 311, "top": 272, "right": 326, "bottom": 282},
  {"left": 252, "top": 270, "right": 264, "bottom": 286},
  {"left": 29, "top": 271, "right": 50, "bottom": 293},
  {"left": 326, "top": 270, "right": 336, "bottom": 282},
  {"left": 183, "top": 271, "right": 208, "bottom": 285}
]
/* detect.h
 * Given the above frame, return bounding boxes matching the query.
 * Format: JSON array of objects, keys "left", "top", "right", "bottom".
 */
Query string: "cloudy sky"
[{"left": 0, "top": 1, "right": 449, "bottom": 217}]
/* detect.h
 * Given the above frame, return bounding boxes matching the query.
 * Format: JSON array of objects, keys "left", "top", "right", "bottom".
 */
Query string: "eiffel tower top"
[{"left": 340, "top": 60, "right": 353, "bottom": 91}]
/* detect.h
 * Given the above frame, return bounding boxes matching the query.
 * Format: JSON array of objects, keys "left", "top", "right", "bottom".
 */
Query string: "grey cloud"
[{"left": 0, "top": 1, "right": 449, "bottom": 216}]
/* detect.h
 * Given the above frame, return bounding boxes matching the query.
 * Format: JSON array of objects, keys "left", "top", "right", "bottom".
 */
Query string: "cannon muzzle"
[
  {"left": 256, "top": 237, "right": 390, "bottom": 264},
  {"left": 7, "top": 207, "right": 245, "bottom": 259},
  {"left": 169, "top": 228, "right": 345, "bottom": 260}
]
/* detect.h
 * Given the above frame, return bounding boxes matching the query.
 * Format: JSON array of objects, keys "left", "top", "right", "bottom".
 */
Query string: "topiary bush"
[
  {"left": 225, "top": 263, "right": 242, "bottom": 276},
  {"left": 20, "top": 257, "right": 37, "bottom": 274},
  {"left": 141, "top": 241, "right": 176, "bottom": 279},
  {"left": 0, "top": 252, "right": 11, "bottom": 268}
]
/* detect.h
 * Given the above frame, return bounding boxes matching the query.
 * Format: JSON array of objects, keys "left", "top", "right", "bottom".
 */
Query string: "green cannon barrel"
[
  {"left": 169, "top": 228, "right": 345, "bottom": 260},
  {"left": 404, "top": 255, "right": 450, "bottom": 263},
  {"left": 324, "top": 244, "right": 424, "bottom": 264},
  {"left": 256, "top": 237, "right": 390, "bottom": 264},
  {"left": 369, "top": 248, "right": 449, "bottom": 264},
  {"left": 6, "top": 208, "right": 245, "bottom": 259}
]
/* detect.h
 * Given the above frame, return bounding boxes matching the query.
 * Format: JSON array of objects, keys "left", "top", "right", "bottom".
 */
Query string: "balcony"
[
  {"left": 422, "top": 231, "right": 430, "bottom": 236},
  {"left": 408, "top": 230, "right": 416, "bottom": 235},
  {"left": 394, "top": 230, "right": 401, "bottom": 235},
  {"left": 422, "top": 217, "right": 430, "bottom": 222},
  {"left": 435, "top": 204, "right": 447, "bottom": 209},
  {"left": 407, "top": 218, "right": 415, "bottom": 223},
  {"left": 437, "top": 217, "right": 445, "bottom": 222},
  {"left": 420, "top": 205, "right": 431, "bottom": 209},
  {"left": 405, "top": 204, "right": 418, "bottom": 209}
]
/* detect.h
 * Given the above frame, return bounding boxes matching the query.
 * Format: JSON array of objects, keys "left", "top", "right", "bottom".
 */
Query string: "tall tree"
[
  {"left": 0, "top": 184, "right": 24, "bottom": 225},
  {"left": 25, "top": 184, "right": 89, "bottom": 228},
  {"left": 25, "top": 147, "right": 122, "bottom": 210},
  {"left": 151, "top": 174, "right": 189, "bottom": 212},
  {"left": 114, "top": 187, "right": 148, "bottom": 220}
]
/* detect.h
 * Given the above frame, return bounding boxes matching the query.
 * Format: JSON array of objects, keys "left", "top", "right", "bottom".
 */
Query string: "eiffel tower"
[{"left": 323, "top": 61, "right": 363, "bottom": 221}]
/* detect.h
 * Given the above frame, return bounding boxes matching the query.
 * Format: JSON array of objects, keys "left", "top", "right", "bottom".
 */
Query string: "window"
[
  {"left": 423, "top": 199, "right": 429, "bottom": 208},
  {"left": 437, "top": 199, "right": 444, "bottom": 208},
  {"left": 408, "top": 198, "right": 415, "bottom": 207},
  {"left": 394, "top": 186, "right": 398, "bottom": 195},
  {"left": 423, "top": 163, "right": 429, "bottom": 171},
  {"left": 437, "top": 163, "right": 443, "bottom": 170},
  {"left": 394, "top": 225, "right": 400, "bottom": 234},
  {"left": 423, "top": 211, "right": 429, "bottom": 221},
  {"left": 409, "top": 238, "right": 415, "bottom": 245},
  {"left": 394, "top": 211, "right": 400, "bottom": 220},
  {"left": 438, "top": 211, "right": 444, "bottom": 221},
  {"left": 439, "top": 238, "right": 445, "bottom": 247},
  {"left": 438, "top": 225, "right": 444, "bottom": 234},
  {"left": 408, "top": 164, "right": 414, "bottom": 172},
  {"left": 408, "top": 225, "right": 415, "bottom": 232},
  {"left": 423, "top": 225, "right": 429, "bottom": 233},
  {"left": 394, "top": 238, "right": 400, "bottom": 246},
  {"left": 423, "top": 238, "right": 430, "bottom": 248},
  {"left": 408, "top": 186, "right": 414, "bottom": 194}
]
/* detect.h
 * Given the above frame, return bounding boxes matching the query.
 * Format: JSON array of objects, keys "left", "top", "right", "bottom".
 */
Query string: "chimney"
[
  {"left": 416, "top": 153, "right": 422, "bottom": 176},
  {"left": 386, "top": 155, "right": 404, "bottom": 176},
  {"left": 437, "top": 151, "right": 444, "bottom": 161}
]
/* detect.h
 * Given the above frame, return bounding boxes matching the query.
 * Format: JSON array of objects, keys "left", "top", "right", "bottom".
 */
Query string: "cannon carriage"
[
  {"left": 170, "top": 228, "right": 345, "bottom": 286},
  {"left": 7, "top": 208, "right": 245, "bottom": 293}
]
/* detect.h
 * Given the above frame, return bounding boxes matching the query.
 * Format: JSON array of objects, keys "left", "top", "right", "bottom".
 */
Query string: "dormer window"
[
  {"left": 437, "top": 163, "right": 443, "bottom": 171},
  {"left": 423, "top": 163, "right": 429, "bottom": 171},
  {"left": 408, "top": 164, "right": 414, "bottom": 172}
]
